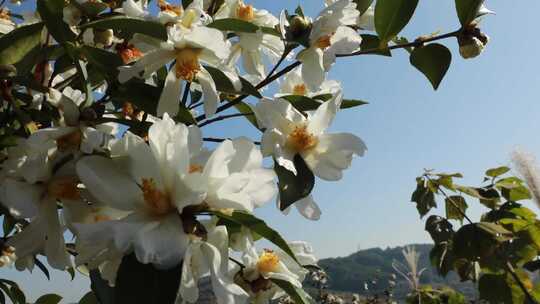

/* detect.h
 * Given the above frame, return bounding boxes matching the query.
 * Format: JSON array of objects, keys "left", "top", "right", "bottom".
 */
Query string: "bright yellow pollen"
[
  {"left": 188, "top": 164, "right": 203, "bottom": 174},
  {"left": 257, "top": 250, "right": 280, "bottom": 273},
  {"left": 287, "top": 125, "right": 318, "bottom": 152},
  {"left": 56, "top": 130, "right": 82, "bottom": 151},
  {"left": 316, "top": 34, "right": 333, "bottom": 49},
  {"left": 292, "top": 84, "right": 307, "bottom": 96},
  {"left": 236, "top": 3, "right": 255, "bottom": 21},
  {"left": 175, "top": 48, "right": 202, "bottom": 81},
  {"left": 48, "top": 177, "right": 80, "bottom": 200},
  {"left": 141, "top": 178, "right": 173, "bottom": 216},
  {"left": 158, "top": 0, "right": 183, "bottom": 16}
]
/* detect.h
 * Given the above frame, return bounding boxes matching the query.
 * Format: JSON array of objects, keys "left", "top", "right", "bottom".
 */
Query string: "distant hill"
[{"left": 317, "top": 244, "right": 477, "bottom": 300}]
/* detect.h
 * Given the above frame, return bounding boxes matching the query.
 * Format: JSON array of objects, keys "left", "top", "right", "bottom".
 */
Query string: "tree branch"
[{"left": 198, "top": 112, "right": 254, "bottom": 127}]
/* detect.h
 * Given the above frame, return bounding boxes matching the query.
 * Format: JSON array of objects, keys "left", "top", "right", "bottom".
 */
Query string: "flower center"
[
  {"left": 316, "top": 34, "right": 333, "bottom": 49},
  {"left": 236, "top": 2, "right": 254, "bottom": 22},
  {"left": 188, "top": 164, "right": 203, "bottom": 174},
  {"left": 48, "top": 176, "right": 80, "bottom": 200},
  {"left": 116, "top": 44, "right": 143, "bottom": 64},
  {"left": 175, "top": 48, "right": 202, "bottom": 81},
  {"left": 287, "top": 125, "right": 318, "bottom": 152},
  {"left": 292, "top": 84, "right": 307, "bottom": 96},
  {"left": 158, "top": 0, "right": 183, "bottom": 16},
  {"left": 141, "top": 178, "right": 174, "bottom": 216},
  {"left": 56, "top": 130, "right": 82, "bottom": 151},
  {"left": 257, "top": 250, "right": 280, "bottom": 273}
]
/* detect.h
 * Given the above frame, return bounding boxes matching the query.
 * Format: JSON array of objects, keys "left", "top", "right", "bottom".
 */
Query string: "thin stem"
[
  {"left": 337, "top": 30, "right": 460, "bottom": 58},
  {"left": 189, "top": 101, "right": 202, "bottom": 109},
  {"left": 181, "top": 81, "right": 191, "bottom": 106},
  {"left": 505, "top": 261, "right": 538, "bottom": 304},
  {"left": 199, "top": 112, "right": 254, "bottom": 127},
  {"left": 193, "top": 61, "right": 301, "bottom": 123},
  {"left": 203, "top": 137, "right": 260, "bottom": 145}
]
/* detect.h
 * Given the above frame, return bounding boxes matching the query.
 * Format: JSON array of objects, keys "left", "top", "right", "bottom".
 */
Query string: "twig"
[
  {"left": 198, "top": 112, "right": 254, "bottom": 127},
  {"left": 181, "top": 81, "right": 191, "bottom": 106}
]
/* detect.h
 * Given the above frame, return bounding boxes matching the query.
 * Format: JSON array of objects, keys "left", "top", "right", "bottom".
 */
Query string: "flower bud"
[
  {"left": 93, "top": 29, "right": 114, "bottom": 47},
  {"left": 458, "top": 26, "right": 490, "bottom": 59},
  {"left": 287, "top": 15, "right": 311, "bottom": 42}
]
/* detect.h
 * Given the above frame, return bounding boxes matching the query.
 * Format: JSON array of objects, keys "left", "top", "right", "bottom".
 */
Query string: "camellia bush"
[
  {"left": 410, "top": 152, "right": 540, "bottom": 304},
  {"left": 0, "top": 0, "right": 494, "bottom": 303}
]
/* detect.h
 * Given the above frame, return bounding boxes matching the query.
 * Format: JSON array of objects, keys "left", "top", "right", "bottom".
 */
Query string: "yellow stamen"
[
  {"left": 316, "top": 34, "right": 333, "bottom": 49},
  {"left": 158, "top": 0, "right": 183, "bottom": 16},
  {"left": 56, "top": 130, "right": 82, "bottom": 151},
  {"left": 188, "top": 164, "right": 203, "bottom": 174},
  {"left": 0, "top": 8, "right": 10, "bottom": 20},
  {"left": 116, "top": 44, "right": 143, "bottom": 64},
  {"left": 287, "top": 125, "right": 318, "bottom": 152},
  {"left": 175, "top": 48, "right": 202, "bottom": 81},
  {"left": 236, "top": 2, "right": 254, "bottom": 21},
  {"left": 292, "top": 84, "right": 307, "bottom": 96},
  {"left": 141, "top": 178, "right": 173, "bottom": 216},
  {"left": 93, "top": 214, "right": 112, "bottom": 223},
  {"left": 181, "top": 9, "right": 198, "bottom": 29},
  {"left": 257, "top": 250, "right": 280, "bottom": 273},
  {"left": 48, "top": 176, "right": 80, "bottom": 200}
]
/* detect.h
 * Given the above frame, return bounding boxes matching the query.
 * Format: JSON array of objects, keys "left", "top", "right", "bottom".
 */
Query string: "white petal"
[
  {"left": 295, "top": 195, "right": 321, "bottom": 221},
  {"left": 76, "top": 156, "right": 145, "bottom": 211},
  {"left": 307, "top": 92, "right": 341, "bottom": 135},
  {"left": 42, "top": 198, "right": 71, "bottom": 270},
  {"left": 298, "top": 48, "right": 325, "bottom": 91},
  {"left": 157, "top": 67, "right": 182, "bottom": 117},
  {"left": 0, "top": 179, "right": 42, "bottom": 218},
  {"left": 198, "top": 68, "right": 219, "bottom": 118},
  {"left": 132, "top": 214, "right": 190, "bottom": 268}
]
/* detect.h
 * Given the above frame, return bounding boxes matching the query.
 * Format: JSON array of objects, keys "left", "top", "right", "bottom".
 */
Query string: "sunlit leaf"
[
  {"left": 375, "top": 0, "right": 419, "bottom": 45},
  {"left": 0, "top": 23, "right": 44, "bottom": 66},
  {"left": 81, "top": 17, "right": 168, "bottom": 41},
  {"left": 410, "top": 44, "right": 452, "bottom": 90}
]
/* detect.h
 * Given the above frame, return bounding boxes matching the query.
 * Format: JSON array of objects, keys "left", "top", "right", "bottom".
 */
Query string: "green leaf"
[
  {"left": 354, "top": 0, "right": 374, "bottom": 16},
  {"left": 275, "top": 155, "right": 315, "bottom": 212},
  {"left": 81, "top": 17, "right": 168, "bottom": 41},
  {"left": 35, "top": 294, "right": 62, "bottom": 304},
  {"left": 496, "top": 178, "right": 532, "bottom": 202},
  {"left": 2, "top": 215, "right": 16, "bottom": 236},
  {"left": 445, "top": 195, "right": 468, "bottom": 222},
  {"left": 78, "top": 1, "right": 109, "bottom": 16},
  {"left": 374, "top": 0, "right": 419, "bottom": 45},
  {"left": 34, "top": 257, "right": 51, "bottom": 280},
  {"left": 80, "top": 46, "right": 123, "bottom": 79},
  {"left": 281, "top": 95, "right": 322, "bottom": 112},
  {"left": 271, "top": 279, "right": 313, "bottom": 304},
  {"left": 9, "top": 285, "right": 25, "bottom": 304},
  {"left": 341, "top": 99, "right": 369, "bottom": 109},
  {"left": 411, "top": 178, "right": 436, "bottom": 218},
  {"left": 410, "top": 43, "right": 452, "bottom": 90},
  {"left": 207, "top": 18, "right": 260, "bottom": 33},
  {"left": 360, "top": 34, "right": 391, "bottom": 56},
  {"left": 78, "top": 292, "right": 99, "bottom": 304},
  {"left": 0, "top": 282, "right": 16, "bottom": 304},
  {"left": 455, "top": 0, "right": 484, "bottom": 26},
  {"left": 0, "top": 23, "right": 44, "bottom": 66},
  {"left": 425, "top": 215, "right": 454, "bottom": 244},
  {"left": 65, "top": 44, "right": 94, "bottom": 107},
  {"left": 212, "top": 210, "right": 300, "bottom": 264},
  {"left": 89, "top": 270, "right": 114, "bottom": 304},
  {"left": 204, "top": 65, "right": 262, "bottom": 98},
  {"left": 479, "top": 273, "right": 530, "bottom": 304},
  {"left": 233, "top": 101, "right": 259, "bottom": 129},
  {"left": 37, "top": 0, "right": 77, "bottom": 43},
  {"left": 115, "top": 254, "right": 181, "bottom": 304},
  {"left": 486, "top": 166, "right": 510, "bottom": 178}
]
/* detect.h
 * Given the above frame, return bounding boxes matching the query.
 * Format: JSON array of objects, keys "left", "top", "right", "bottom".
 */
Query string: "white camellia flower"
[
  {"left": 74, "top": 114, "right": 202, "bottom": 268},
  {"left": 254, "top": 93, "right": 366, "bottom": 180},
  {"left": 297, "top": 0, "right": 361, "bottom": 90},
  {"left": 118, "top": 0, "right": 236, "bottom": 118},
  {"left": 179, "top": 223, "right": 248, "bottom": 304},
  {"left": 253, "top": 93, "right": 365, "bottom": 220},
  {"left": 235, "top": 241, "right": 317, "bottom": 304},
  {"left": 324, "top": 0, "right": 374, "bottom": 30},
  {"left": 216, "top": 0, "right": 284, "bottom": 82},
  {"left": 0, "top": 149, "right": 79, "bottom": 270},
  {"left": 275, "top": 67, "right": 341, "bottom": 98}
]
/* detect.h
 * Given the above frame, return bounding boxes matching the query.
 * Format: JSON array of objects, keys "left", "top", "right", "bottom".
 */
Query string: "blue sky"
[{"left": 3, "top": 0, "right": 540, "bottom": 302}]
